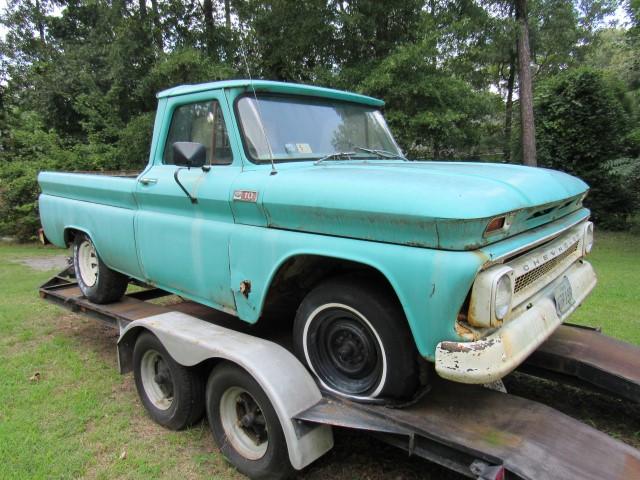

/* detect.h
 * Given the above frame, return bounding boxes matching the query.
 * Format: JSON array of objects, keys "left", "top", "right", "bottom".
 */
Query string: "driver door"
[{"left": 134, "top": 93, "right": 240, "bottom": 311}]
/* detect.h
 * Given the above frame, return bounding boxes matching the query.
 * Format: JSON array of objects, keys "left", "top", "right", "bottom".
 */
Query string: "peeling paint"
[{"left": 439, "top": 338, "right": 497, "bottom": 354}]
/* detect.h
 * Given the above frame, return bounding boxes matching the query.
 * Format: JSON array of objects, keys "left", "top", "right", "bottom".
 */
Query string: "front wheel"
[
  {"left": 72, "top": 232, "right": 128, "bottom": 304},
  {"left": 293, "top": 276, "right": 419, "bottom": 400},
  {"left": 206, "top": 363, "right": 294, "bottom": 480}
]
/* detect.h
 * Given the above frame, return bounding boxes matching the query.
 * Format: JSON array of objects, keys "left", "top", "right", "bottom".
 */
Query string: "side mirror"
[{"left": 173, "top": 142, "right": 206, "bottom": 168}]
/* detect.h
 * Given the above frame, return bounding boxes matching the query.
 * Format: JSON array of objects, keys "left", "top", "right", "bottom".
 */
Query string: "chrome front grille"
[{"left": 514, "top": 240, "right": 580, "bottom": 294}]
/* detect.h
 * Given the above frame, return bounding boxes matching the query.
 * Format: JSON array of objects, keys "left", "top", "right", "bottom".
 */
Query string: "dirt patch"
[
  {"left": 12, "top": 255, "right": 69, "bottom": 272},
  {"left": 54, "top": 312, "right": 120, "bottom": 365}
]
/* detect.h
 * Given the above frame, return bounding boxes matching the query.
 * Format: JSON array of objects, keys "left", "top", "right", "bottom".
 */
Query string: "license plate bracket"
[{"left": 554, "top": 276, "right": 575, "bottom": 316}]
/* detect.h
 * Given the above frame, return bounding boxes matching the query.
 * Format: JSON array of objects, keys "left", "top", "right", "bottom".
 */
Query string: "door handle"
[{"left": 139, "top": 177, "right": 157, "bottom": 185}]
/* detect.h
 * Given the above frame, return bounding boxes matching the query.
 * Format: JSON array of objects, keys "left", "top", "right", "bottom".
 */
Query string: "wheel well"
[
  {"left": 261, "top": 255, "right": 403, "bottom": 324},
  {"left": 64, "top": 227, "right": 82, "bottom": 246}
]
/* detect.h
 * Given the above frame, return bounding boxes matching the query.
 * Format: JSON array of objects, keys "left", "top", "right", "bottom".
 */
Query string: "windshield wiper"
[
  {"left": 354, "top": 146, "right": 406, "bottom": 160},
  {"left": 314, "top": 151, "right": 356, "bottom": 164}
]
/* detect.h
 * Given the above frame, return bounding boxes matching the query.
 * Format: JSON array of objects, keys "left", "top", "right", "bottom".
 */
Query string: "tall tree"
[
  {"left": 202, "top": 0, "right": 217, "bottom": 58},
  {"left": 515, "top": 0, "right": 537, "bottom": 166},
  {"left": 504, "top": 50, "right": 516, "bottom": 161},
  {"left": 150, "top": 0, "right": 163, "bottom": 50}
]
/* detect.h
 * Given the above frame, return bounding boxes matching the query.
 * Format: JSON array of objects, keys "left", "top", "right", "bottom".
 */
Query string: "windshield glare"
[{"left": 237, "top": 95, "right": 402, "bottom": 163}]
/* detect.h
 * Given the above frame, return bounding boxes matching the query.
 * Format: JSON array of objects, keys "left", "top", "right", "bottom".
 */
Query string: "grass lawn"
[
  {"left": 0, "top": 243, "right": 242, "bottom": 480},
  {"left": 0, "top": 231, "right": 638, "bottom": 479},
  {"left": 570, "top": 231, "right": 640, "bottom": 345}
]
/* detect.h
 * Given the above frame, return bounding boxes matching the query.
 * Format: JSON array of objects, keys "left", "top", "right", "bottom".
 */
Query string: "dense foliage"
[
  {"left": 0, "top": 0, "right": 638, "bottom": 240},
  {"left": 536, "top": 68, "right": 635, "bottom": 228}
]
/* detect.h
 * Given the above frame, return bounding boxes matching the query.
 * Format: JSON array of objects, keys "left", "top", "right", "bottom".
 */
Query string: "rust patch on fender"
[
  {"left": 239, "top": 280, "right": 251, "bottom": 298},
  {"left": 440, "top": 338, "right": 497, "bottom": 354},
  {"left": 454, "top": 320, "right": 482, "bottom": 341}
]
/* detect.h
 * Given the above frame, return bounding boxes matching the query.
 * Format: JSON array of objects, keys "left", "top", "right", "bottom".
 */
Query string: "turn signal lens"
[{"left": 485, "top": 216, "right": 506, "bottom": 235}]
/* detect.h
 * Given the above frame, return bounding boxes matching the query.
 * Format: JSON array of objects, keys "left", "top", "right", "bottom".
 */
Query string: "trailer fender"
[{"left": 117, "top": 311, "right": 334, "bottom": 470}]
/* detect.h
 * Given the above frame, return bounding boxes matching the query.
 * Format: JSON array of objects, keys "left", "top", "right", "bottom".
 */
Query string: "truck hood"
[{"left": 261, "top": 161, "right": 589, "bottom": 250}]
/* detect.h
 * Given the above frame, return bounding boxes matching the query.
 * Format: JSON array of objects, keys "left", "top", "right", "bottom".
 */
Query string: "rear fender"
[{"left": 118, "top": 311, "right": 333, "bottom": 470}]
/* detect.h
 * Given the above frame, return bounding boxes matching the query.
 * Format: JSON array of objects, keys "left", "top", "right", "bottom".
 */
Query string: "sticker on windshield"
[{"left": 296, "top": 143, "right": 312, "bottom": 154}]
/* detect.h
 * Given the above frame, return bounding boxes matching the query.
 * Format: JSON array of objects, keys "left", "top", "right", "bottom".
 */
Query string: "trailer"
[{"left": 40, "top": 267, "right": 640, "bottom": 480}]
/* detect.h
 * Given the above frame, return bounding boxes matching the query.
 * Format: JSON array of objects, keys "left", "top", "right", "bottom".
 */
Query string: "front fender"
[{"left": 229, "top": 224, "right": 483, "bottom": 359}]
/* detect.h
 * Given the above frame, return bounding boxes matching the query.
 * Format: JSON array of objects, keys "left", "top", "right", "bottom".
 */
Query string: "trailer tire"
[
  {"left": 206, "top": 363, "right": 294, "bottom": 480},
  {"left": 293, "top": 275, "right": 418, "bottom": 400},
  {"left": 72, "top": 233, "right": 128, "bottom": 304},
  {"left": 133, "top": 332, "right": 205, "bottom": 430}
]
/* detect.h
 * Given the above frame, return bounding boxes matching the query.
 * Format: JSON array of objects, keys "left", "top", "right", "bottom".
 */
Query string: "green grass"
[
  {"left": 0, "top": 232, "right": 639, "bottom": 479},
  {"left": 0, "top": 243, "right": 241, "bottom": 480},
  {"left": 571, "top": 231, "right": 640, "bottom": 345}
]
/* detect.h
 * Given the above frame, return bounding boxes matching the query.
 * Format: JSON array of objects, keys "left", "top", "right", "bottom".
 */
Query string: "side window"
[{"left": 163, "top": 100, "right": 233, "bottom": 165}]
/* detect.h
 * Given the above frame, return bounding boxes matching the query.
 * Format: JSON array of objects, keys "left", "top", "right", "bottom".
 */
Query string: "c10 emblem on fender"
[{"left": 233, "top": 190, "right": 258, "bottom": 202}]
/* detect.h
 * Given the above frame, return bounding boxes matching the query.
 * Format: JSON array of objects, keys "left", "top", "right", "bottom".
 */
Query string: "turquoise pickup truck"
[{"left": 38, "top": 80, "right": 596, "bottom": 400}]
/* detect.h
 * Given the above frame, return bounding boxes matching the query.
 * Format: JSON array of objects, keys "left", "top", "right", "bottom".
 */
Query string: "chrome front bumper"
[{"left": 435, "top": 259, "right": 597, "bottom": 384}]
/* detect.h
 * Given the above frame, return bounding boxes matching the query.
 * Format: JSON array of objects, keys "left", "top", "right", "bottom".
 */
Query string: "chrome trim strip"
[{"left": 486, "top": 214, "right": 588, "bottom": 267}]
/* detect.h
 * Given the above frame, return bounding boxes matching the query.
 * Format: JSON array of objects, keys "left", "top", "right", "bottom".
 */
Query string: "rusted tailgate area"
[
  {"left": 296, "top": 380, "right": 640, "bottom": 480},
  {"left": 522, "top": 324, "right": 640, "bottom": 402}
]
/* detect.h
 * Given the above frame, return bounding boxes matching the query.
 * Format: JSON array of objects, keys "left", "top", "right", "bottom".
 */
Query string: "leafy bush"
[
  {"left": 535, "top": 68, "right": 636, "bottom": 229},
  {"left": 0, "top": 111, "right": 119, "bottom": 240},
  {"left": 115, "top": 112, "right": 155, "bottom": 171}
]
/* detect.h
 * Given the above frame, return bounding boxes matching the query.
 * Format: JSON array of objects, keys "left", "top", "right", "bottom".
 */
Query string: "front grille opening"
[
  {"left": 514, "top": 241, "right": 579, "bottom": 293},
  {"left": 528, "top": 206, "right": 556, "bottom": 220}
]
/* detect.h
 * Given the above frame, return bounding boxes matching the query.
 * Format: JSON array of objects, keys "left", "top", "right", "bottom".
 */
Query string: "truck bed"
[
  {"left": 38, "top": 171, "right": 143, "bottom": 278},
  {"left": 38, "top": 171, "right": 139, "bottom": 210}
]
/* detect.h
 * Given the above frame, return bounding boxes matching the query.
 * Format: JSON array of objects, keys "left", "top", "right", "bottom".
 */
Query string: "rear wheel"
[
  {"left": 293, "top": 276, "right": 419, "bottom": 400},
  {"left": 133, "top": 332, "right": 205, "bottom": 430},
  {"left": 72, "top": 232, "right": 128, "bottom": 304},
  {"left": 206, "top": 363, "right": 294, "bottom": 480}
]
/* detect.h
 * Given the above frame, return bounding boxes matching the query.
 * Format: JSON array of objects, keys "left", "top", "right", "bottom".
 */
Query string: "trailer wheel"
[
  {"left": 206, "top": 363, "right": 294, "bottom": 480},
  {"left": 293, "top": 276, "right": 418, "bottom": 399},
  {"left": 72, "top": 233, "right": 128, "bottom": 304},
  {"left": 133, "top": 332, "right": 205, "bottom": 430}
]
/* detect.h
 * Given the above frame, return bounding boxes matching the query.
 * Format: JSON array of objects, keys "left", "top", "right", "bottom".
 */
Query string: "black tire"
[
  {"left": 72, "top": 232, "right": 128, "bottom": 304},
  {"left": 133, "top": 332, "right": 205, "bottom": 430},
  {"left": 293, "top": 275, "right": 418, "bottom": 399},
  {"left": 206, "top": 363, "right": 294, "bottom": 480}
]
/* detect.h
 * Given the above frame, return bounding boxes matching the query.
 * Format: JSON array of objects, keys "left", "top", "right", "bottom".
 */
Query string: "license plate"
[{"left": 554, "top": 276, "right": 575, "bottom": 316}]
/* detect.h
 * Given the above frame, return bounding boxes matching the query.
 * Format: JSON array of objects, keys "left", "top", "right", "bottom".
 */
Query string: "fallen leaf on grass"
[{"left": 29, "top": 372, "right": 41, "bottom": 382}]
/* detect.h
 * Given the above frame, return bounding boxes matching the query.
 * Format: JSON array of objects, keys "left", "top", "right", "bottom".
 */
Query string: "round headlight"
[
  {"left": 583, "top": 222, "right": 594, "bottom": 255},
  {"left": 494, "top": 274, "right": 513, "bottom": 321}
]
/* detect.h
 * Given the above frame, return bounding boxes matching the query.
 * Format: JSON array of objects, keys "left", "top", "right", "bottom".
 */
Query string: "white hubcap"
[
  {"left": 78, "top": 240, "right": 99, "bottom": 287},
  {"left": 140, "top": 350, "right": 174, "bottom": 410},
  {"left": 219, "top": 386, "right": 268, "bottom": 460}
]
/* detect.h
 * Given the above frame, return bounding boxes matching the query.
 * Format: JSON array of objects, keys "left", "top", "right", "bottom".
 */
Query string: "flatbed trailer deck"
[{"left": 40, "top": 268, "right": 640, "bottom": 480}]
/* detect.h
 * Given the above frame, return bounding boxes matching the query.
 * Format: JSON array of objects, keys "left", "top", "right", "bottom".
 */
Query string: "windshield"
[{"left": 236, "top": 94, "right": 402, "bottom": 163}]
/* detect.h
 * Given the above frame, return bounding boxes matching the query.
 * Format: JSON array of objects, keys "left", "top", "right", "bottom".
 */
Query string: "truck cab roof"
[{"left": 156, "top": 79, "right": 385, "bottom": 107}]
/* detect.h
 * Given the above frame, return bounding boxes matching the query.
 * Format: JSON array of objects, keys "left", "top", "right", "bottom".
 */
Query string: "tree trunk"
[
  {"left": 223, "top": 0, "right": 233, "bottom": 61},
  {"left": 515, "top": 0, "right": 536, "bottom": 167},
  {"left": 34, "top": 0, "right": 45, "bottom": 43},
  {"left": 504, "top": 52, "right": 516, "bottom": 162},
  {"left": 202, "top": 0, "right": 217, "bottom": 58},
  {"left": 139, "top": 0, "right": 147, "bottom": 20},
  {"left": 225, "top": 0, "right": 231, "bottom": 29},
  {"left": 150, "top": 0, "right": 163, "bottom": 50}
]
